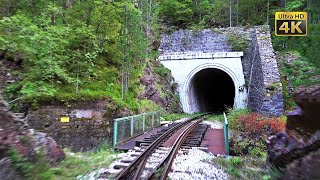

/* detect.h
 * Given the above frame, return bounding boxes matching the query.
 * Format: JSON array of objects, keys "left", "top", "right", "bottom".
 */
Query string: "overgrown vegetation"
[
  {"left": 51, "top": 147, "right": 117, "bottom": 179},
  {"left": 212, "top": 157, "right": 282, "bottom": 179},
  {"left": 206, "top": 114, "right": 225, "bottom": 122},
  {"left": 161, "top": 113, "right": 202, "bottom": 121},
  {"left": 8, "top": 148, "right": 54, "bottom": 180},
  {"left": 227, "top": 109, "right": 286, "bottom": 157},
  {"left": 8, "top": 142, "right": 119, "bottom": 180},
  {"left": 277, "top": 51, "right": 320, "bottom": 110},
  {"left": 0, "top": 0, "right": 157, "bottom": 112},
  {"left": 227, "top": 32, "right": 248, "bottom": 52}
]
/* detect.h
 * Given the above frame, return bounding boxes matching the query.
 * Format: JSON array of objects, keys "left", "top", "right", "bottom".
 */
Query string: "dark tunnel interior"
[{"left": 191, "top": 68, "right": 235, "bottom": 113}]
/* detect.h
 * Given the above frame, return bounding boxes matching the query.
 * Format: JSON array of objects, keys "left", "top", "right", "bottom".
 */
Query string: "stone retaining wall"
[
  {"left": 27, "top": 101, "right": 123, "bottom": 151},
  {"left": 252, "top": 26, "right": 283, "bottom": 116}
]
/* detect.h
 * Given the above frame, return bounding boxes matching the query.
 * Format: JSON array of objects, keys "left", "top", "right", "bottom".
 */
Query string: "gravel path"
[
  {"left": 168, "top": 148, "right": 228, "bottom": 180},
  {"left": 202, "top": 121, "right": 224, "bottom": 129}
]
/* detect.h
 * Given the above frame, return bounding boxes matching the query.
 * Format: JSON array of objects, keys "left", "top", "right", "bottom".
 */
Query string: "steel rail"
[
  {"left": 114, "top": 114, "right": 207, "bottom": 180},
  {"left": 146, "top": 119, "right": 203, "bottom": 180}
]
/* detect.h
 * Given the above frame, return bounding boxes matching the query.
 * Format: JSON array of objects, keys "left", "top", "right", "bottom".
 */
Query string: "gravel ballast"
[{"left": 168, "top": 148, "right": 228, "bottom": 180}]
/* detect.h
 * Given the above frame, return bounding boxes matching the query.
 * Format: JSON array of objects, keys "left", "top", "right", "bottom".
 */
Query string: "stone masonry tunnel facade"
[
  {"left": 159, "top": 52, "right": 247, "bottom": 114},
  {"left": 158, "top": 27, "right": 284, "bottom": 116}
]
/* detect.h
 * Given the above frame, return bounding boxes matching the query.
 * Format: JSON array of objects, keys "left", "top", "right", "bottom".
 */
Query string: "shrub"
[
  {"left": 154, "top": 66, "right": 171, "bottom": 77},
  {"left": 227, "top": 33, "right": 248, "bottom": 52},
  {"left": 234, "top": 113, "right": 286, "bottom": 135},
  {"left": 230, "top": 113, "right": 286, "bottom": 156},
  {"left": 227, "top": 108, "right": 250, "bottom": 128},
  {"left": 8, "top": 148, "right": 54, "bottom": 180}
]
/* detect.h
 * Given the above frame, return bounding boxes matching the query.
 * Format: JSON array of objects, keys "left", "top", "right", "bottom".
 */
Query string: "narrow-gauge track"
[
  {"left": 146, "top": 119, "right": 203, "bottom": 180},
  {"left": 113, "top": 114, "right": 207, "bottom": 180}
]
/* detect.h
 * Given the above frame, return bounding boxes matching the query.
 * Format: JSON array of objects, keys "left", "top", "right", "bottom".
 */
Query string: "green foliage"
[
  {"left": 154, "top": 66, "right": 171, "bottom": 77},
  {"left": 161, "top": 113, "right": 202, "bottom": 122},
  {"left": 161, "top": 113, "right": 191, "bottom": 121},
  {"left": 277, "top": 51, "right": 319, "bottom": 110},
  {"left": 279, "top": 53, "right": 320, "bottom": 87},
  {"left": 212, "top": 156, "right": 269, "bottom": 179},
  {"left": 158, "top": 0, "right": 193, "bottom": 28},
  {"left": 0, "top": 0, "right": 148, "bottom": 112},
  {"left": 230, "top": 113, "right": 286, "bottom": 157},
  {"left": 226, "top": 108, "right": 250, "bottom": 128},
  {"left": 272, "top": 24, "right": 320, "bottom": 68},
  {"left": 285, "top": 0, "right": 304, "bottom": 11},
  {"left": 206, "top": 114, "right": 224, "bottom": 122},
  {"left": 138, "top": 99, "right": 162, "bottom": 113},
  {"left": 227, "top": 32, "right": 248, "bottom": 51},
  {"left": 50, "top": 147, "right": 118, "bottom": 179},
  {"left": 8, "top": 148, "right": 54, "bottom": 180}
]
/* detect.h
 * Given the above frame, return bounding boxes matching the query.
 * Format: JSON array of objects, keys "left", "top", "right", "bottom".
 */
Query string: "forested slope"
[{"left": 0, "top": 0, "right": 319, "bottom": 112}]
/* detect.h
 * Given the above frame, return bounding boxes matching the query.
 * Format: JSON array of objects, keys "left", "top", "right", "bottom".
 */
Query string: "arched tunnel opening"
[{"left": 189, "top": 68, "right": 235, "bottom": 113}]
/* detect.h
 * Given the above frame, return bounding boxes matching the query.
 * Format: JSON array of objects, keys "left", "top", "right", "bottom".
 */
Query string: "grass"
[
  {"left": 50, "top": 143, "right": 119, "bottom": 180},
  {"left": 161, "top": 109, "right": 249, "bottom": 123},
  {"left": 8, "top": 148, "right": 54, "bottom": 180},
  {"left": 212, "top": 156, "right": 281, "bottom": 180},
  {"left": 226, "top": 108, "right": 250, "bottom": 128},
  {"left": 161, "top": 113, "right": 202, "bottom": 121},
  {"left": 161, "top": 113, "right": 192, "bottom": 121},
  {"left": 206, "top": 114, "right": 224, "bottom": 122}
]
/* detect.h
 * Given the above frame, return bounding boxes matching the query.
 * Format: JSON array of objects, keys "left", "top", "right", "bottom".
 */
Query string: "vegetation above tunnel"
[{"left": 1, "top": 0, "right": 319, "bottom": 113}]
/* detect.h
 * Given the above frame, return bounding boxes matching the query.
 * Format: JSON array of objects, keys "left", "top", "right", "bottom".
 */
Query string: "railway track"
[{"left": 105, "top": 114, "right": 208, "bottom": 180}]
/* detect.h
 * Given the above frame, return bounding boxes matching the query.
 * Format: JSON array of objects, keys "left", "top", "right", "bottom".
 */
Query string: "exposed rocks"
[
  {"left": 0, "top": 93, "right": 65, "bottom": 179},
  {"left": 0, "top": 57, "right": 21, "bottom": 89},
  {"left": 266, "top": 84, "right": 320, "bottom": 179},
  {"left": 282, "top": 148, "right": 320, "bottom": 180},
  {"left": 291, "top": 85, "right": 320, "bottom": 130},
  {"left": 267, "top": 131, "right": 320, "bottom": 168},
  {"left": 139, "top": 61, "right": 183, "bottom": 113},
  {"left": 0, "top": 158, "right": 23, "bottom": 180}
]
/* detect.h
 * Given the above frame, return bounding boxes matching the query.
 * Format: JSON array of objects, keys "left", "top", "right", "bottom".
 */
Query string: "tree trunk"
[
  {"left": 237, "top": 0, "right": 239, "bottom": 26},
  {"left": 267, "top": 0, "right": 269, "bottom": 25},
  {"left": 307, "top": 0, "right": 311, "bottom": 23},
  {"left": 65, "top": 0, "right": 73, "bottom": 9},
  {"left": 229, "top": 0, "right": 232, "bottom": 27},
  {"left": 121, "top": 61, "right": 124, "bottom": 99}
]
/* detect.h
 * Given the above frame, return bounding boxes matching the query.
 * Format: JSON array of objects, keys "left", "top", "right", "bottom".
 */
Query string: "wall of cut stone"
[
  {"left": 215, "top": 26, "right": 283, "bottom": 116},
  {"left": 159, "top": 29, "right": 231, "bottom": 54},
  {"left": 27, "top": 101, "right": 123, "bottom": 151},
  {"left": 246, "top": 32, "right": 265, "bottom": 113},
  {"left": 254, "top": 26, "right": 283, "bottom": 116}
]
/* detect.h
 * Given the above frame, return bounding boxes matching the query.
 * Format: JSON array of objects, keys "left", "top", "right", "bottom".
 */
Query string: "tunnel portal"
[{"left": 189, "top": 68, "right": 235, "bottom": 113}]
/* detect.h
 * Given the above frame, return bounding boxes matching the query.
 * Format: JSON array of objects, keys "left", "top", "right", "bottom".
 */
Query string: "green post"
[
  {"left": 152, "top": 113, "right": 155, "bottom": 128},
  {"left": 142, "top": 113, "right": 145, "bottom": 131},
  {"left": 113, "top": 120, "right": 118, "bottom": 149},
  {"left": 223, "top": 112, "right": 230, "bottom": 157},
  {"left": 130, "top": 117, "right": 134, "bottom": 136}
]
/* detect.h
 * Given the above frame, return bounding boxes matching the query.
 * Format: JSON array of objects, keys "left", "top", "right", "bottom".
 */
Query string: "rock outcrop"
[
  {"left": 139, "top": 61, "right": 183, "bottom": 113},
  {"left": 267, "top": 84, "right": 320, "bottom": 179},
  {"left": 0, "top": 93, "right": 65, "bottom": 179}
]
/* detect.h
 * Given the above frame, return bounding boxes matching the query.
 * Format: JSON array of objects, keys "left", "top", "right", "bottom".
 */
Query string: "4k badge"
[{"left": 275, "top": 12, "right": 307, "bottom": 36}]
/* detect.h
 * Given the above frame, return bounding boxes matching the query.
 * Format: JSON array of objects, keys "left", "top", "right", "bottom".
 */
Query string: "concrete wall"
[{"left": 159, "top": 52, "right": 247, "bottom": 113}]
